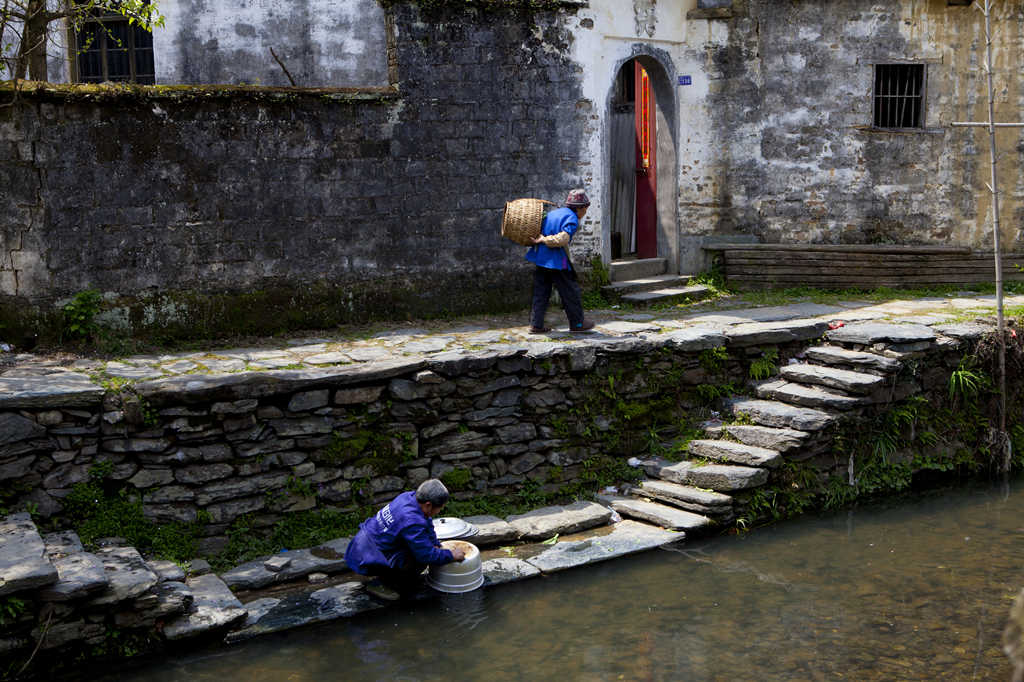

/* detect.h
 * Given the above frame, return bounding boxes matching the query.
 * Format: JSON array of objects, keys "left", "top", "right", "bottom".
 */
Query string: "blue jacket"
[
  {"left": 525, "top": 207, "right": 579, "bottom": 270},
  {"left": 344, "top": 491, "right": 454, "bottom": 574}
]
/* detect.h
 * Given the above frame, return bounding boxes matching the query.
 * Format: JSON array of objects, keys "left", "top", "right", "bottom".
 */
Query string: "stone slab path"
[{"left": 2, "top": 292, "right": 1020, "bottom": 392}]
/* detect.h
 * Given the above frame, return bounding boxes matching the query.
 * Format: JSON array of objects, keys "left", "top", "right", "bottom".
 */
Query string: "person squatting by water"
[
  {"left": 344, "top": 479, "right": 465, "bottom": 601},
  {"left": 525, "top": 188, "right": 596, "bottom": 334}
]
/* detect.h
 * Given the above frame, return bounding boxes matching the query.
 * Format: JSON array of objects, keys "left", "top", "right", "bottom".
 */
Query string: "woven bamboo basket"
[{"left": 501, "top": 198, "right": 554, "bottom": 246}]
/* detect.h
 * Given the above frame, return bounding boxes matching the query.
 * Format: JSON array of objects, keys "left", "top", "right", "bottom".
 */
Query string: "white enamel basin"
[{"left": 426, "top": 540, "right": 483, "bottom": 593}]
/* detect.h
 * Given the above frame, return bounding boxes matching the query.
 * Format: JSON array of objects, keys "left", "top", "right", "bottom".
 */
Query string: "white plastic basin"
[{"left": 426, "top": 540, "right": 483, "bottom": 594}]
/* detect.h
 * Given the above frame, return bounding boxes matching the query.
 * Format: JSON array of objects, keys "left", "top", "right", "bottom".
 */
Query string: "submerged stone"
[
  {"left": 221, "top": 537, "right": 350, "bottom": 590},
  {"left": 525, "top": 520, "right": 681, "bottom": 573},
  {"left": 225, "top": 581, "right": 383, "bottom": 644},
  {"left": 481, "top": 558, "right": 541, "bottom": 585}
]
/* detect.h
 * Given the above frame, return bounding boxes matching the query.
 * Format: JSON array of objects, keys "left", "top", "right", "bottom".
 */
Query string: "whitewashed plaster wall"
[{"left": 151, "top": 0, "right": 389, "bottom": 86}]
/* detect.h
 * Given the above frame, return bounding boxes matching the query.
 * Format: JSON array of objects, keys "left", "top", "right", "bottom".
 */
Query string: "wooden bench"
[{"left": 703, "top": 244, "right": 1024, "bottom": 290}]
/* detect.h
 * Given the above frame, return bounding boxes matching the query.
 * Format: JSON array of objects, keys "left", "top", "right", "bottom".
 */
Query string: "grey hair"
[{"left": 415, "top": 479, "right": 450, "bottom": 507}]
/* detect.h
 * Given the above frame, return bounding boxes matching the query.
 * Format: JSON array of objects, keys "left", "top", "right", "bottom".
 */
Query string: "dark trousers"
[
  {"left": 367, "top": 563, "right": 426, "bottom": 596},
  {"left": 531, "top": 266, "right": 584, "bottom": 329}
]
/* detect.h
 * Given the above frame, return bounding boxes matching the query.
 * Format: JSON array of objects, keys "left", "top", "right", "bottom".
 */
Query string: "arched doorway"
[{"left": 607, "top": 55, "right": 678, "bottom": 272}]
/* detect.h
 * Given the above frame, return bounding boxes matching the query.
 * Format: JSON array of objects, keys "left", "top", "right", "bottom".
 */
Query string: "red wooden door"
[{"left": 634, "top": 61, "right": 657, "bottom": 259}]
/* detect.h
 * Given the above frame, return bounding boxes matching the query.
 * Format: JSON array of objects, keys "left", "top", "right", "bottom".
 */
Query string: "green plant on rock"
[
  {"left": 61, "top": 289, "right": 103, "bottom": 341},
  {"left": 749, "top": 348, "right": 779, "bottom": 380},
  {"left": 321, "top": 424, "right": 415, "bottom": 475},
  {"left": 693, "top": 381, "right": 738, "bottom": 406},
  {"left": 440, "top": 467, "right": 473, "bottom": 492},
  {"left": 285, "top": 476, "right": 315, "bottom": 498},
  {"left": 948, "top": 357, "right": 988, "bottom": 403},
  {"left": 688, "top": 266, "right": 727, "bottom": 292},
  {"left": 699, "top": 346, "right": 729, "bottom": 374},
  {"left": 62, "top": 463, "right": 201, "bottom": 562},
  {"left": 0, "top": 597, "right": 27, "bottom": 627}
]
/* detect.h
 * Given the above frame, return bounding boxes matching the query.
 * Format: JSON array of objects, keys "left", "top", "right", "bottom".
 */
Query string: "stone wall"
[
  {"left": 0, "top": 2, "right": 590, "bottom": 340},
  {"left": 2, "top": 338, "right": 730, "bottom": 556},
  {"left": 1, "top": 318, "right": 986, "bottom": 558}
]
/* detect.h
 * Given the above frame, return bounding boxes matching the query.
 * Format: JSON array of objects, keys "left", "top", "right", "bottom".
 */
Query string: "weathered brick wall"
[
  {"left": 0, "top": 2, "right": 589, "bottom": 339},
  {"left": 686, "top": 0, "right": 1024, "bottom": 247}
]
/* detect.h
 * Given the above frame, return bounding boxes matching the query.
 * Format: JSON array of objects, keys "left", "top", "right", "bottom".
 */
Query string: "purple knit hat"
[{"left": 565, "top": 189, "right": 590, "bottom": 207}]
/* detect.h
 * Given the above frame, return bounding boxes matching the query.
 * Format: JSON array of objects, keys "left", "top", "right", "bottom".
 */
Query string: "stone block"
[
  {"left": 288, "top": 390, "right": 330, "bottom": 412},
  {"left": 0, "top": 513, "right": 58, "bottom": 596},
  {"left": 507, "top": 501, "right": 613, "bottom": 541},
  {"left": 163, "top": 574, "right": 247, "bottom": 641}
]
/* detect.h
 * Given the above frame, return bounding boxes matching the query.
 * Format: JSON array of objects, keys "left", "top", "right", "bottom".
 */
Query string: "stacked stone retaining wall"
[{"left": 0, "top": 322, "right": 979, "bottom": 557}]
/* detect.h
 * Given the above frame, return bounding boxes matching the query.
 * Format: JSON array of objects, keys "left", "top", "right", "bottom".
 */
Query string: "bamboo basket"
[{"left": 501, "top": 198, "right": 554, "bottom": 246}]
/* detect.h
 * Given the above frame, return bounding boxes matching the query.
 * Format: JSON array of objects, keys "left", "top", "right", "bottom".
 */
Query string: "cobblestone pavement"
[{"left": 1, "top": 292, "right": 1019, "bottom": 385}]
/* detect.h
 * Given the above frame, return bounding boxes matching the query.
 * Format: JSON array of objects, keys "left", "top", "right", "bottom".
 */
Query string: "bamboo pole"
[{"left": 951, "top": 0, "right": 1024, "bottom": 470}]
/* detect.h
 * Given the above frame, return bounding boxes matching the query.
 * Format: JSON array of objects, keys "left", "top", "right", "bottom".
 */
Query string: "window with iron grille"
[
  {"left": 873, "top": 63, "right": 925, "bottom": 129},
  {"left": 73, "top": 12, "right": 155, "bottom": 84}
]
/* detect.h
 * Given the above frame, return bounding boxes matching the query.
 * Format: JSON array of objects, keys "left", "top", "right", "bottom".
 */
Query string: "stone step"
[
  {"left": 603, "top": 274, "right": 691, "bottom": 295},
  {"left": 620, "top": 285, "right": 713, "bottom": 306},
  {"left": 686, "top": 439, "right": 783, "bottom": 469},
  {"left": 723, "top": 319, "right": 830, "bottom": 347},
  {"left": 803, "top": 345, "right": 902, "bottom": 374},
  {"left": 40, "top": 531, "right": 107, "bottom": 602},
  {"left": 506, "top": 501, "right": 613, "bottom": 541},
  {"left": 728, "top": 398, "right": 837, "bottom": 432},
  {"left": 634, "top": 479, "right": 733, "bottom": 515},
  {"left": 610, "top": 257, "right": 666, "bottom": 281},
  {"left": 631, "top": 483, "right": 734, "bottom": 522},
  {"left": 703, "top": 423, "right": 810, "bottom": 454},
  {"left": 826, "top": 322, "right": 936, "bottom": 348},
  {"left": 87, "top": 547, "right": 159, "bottom": 607},
  {"left": 461, "top": 515, "right": 517, "bottom": 547},
  {"left": 163, "top": 573, "right": 248, "bottom": 641},
  {"left": 640, "top": 456, "right": 769, "bottom": 492},
  {"left": 755, "top": 379, "right": 867, "bottom": 411},
  {"left": 597, "top": 495, "right": 714, "bottom": 533},
  {"left": 0, "top": 513, "right": 58, "bottom": 597},
  {"left": 779, "top": 363, "right": 886, "bottom": 395}
]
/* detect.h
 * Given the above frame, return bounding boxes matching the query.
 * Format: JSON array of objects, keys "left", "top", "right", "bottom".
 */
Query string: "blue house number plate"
[{"left": 679, "top": 75, "right": 692, "bottom": 86}]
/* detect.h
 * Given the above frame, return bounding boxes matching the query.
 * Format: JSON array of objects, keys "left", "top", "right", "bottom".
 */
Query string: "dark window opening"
[
  {"left": 873, "top": 63, "right": 925, "bottom": 129},
  {"left": 74, "top": 9, "right": 155, "bottom": 84}
]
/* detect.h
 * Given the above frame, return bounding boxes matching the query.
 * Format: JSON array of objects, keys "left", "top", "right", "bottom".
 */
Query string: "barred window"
[
  {"left": 873, "top": 64, "right": 925, "bottom": 129},
  {"left": 74, "top": 13, "right": 155, "bottom": 84}
]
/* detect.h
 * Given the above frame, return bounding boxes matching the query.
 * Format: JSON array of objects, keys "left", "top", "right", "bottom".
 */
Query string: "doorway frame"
[{"left": 602, "top": 47, "right": 680, "bottom": 274}]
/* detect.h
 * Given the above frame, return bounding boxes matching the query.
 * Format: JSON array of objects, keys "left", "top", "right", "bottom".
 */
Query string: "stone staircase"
[
  {"left": 602, "top": 257, "right": 712, "bottom": 306},
  {"left": 598, "top": 321, "right": 935, "bottom": 532}
]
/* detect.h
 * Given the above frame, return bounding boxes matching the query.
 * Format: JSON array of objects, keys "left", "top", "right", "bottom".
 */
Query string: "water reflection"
[{"left": 110, "top": 479, "right": 1024, "bottom": 681}]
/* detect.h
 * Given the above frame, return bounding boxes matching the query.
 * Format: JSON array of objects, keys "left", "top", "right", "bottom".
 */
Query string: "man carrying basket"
[{"left": 525, "top": 188, "right": 596, "bottom": 334}]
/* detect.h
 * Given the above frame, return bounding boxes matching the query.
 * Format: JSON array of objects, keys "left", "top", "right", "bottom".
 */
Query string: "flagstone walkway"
[{"left": 2, "top": 292, "right": 1017, "bottom": 385}]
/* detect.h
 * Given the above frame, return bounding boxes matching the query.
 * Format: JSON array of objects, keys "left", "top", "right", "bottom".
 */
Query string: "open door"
[{"left": 634, "top": 61, "right": 657, "bottom": 259}]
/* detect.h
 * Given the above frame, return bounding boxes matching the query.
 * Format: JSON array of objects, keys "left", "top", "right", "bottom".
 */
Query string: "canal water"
[{"left": 118, "top": 478, "right": 1024, "bottom": 681}]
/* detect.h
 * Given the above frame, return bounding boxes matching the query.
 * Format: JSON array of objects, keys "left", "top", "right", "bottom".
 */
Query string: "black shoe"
[
  {"left": 570, "top": 319, "right": 596, "bottom": 333},
  {"left": 365, "top": 580, "right": 400, "bottom": 602},
  {"left": 529, "top": 326, "right": 552, "bottom": 334}
]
